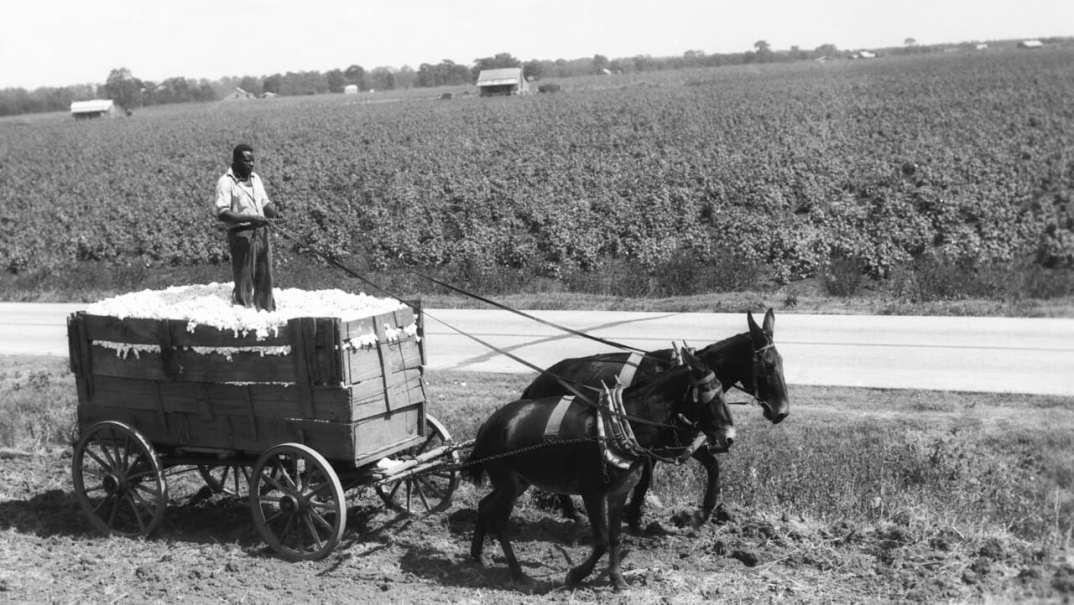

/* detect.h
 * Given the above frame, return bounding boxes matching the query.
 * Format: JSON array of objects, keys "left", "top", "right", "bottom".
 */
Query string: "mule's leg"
[
  {"left": 565, "top": 491, "right": 609, "bottom": 588},
  {"left": 478, "top": 467, "right": 530, "bottom": 581},
  {"left": 692, "top": 449, "right": 721, "bottom": 526},
  {"left": 624, "top": 457, "right": 654, "bottom": 532},
  {"left": 470, "top": 490, "right": 495, "bottom": 562},
  {"left": 605, "top": 487, "right": 632, "bottom": 591}
]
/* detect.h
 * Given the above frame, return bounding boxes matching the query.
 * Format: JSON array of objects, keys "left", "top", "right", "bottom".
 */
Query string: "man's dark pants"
[{"left": 228, "top": 226, "right": 275, "bottom": 311}]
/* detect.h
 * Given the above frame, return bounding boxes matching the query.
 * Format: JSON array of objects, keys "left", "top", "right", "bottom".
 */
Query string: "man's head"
[{"left": 232, "top": 144, "right": 255, "bottom": 179}]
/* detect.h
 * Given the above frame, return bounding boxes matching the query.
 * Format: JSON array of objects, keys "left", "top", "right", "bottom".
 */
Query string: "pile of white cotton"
[{"left": 85, "top": 283, "right": 408, "bottom": 340}]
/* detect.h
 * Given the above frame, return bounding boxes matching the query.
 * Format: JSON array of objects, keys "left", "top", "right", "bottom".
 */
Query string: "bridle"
[{"left": 731, "top": 342, "right": 776, "bottom": 415}]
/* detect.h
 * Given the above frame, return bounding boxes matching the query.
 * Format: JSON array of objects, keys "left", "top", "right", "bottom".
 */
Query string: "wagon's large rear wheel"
[
  {"left": 71, "top": 420, "right": 168, "bottom": 537},
  {"left": 249, "top": 443, "right": 345, "bottom": 561},
  {"left": 376, "top": 415, "right": 459, "bottom": 514}
]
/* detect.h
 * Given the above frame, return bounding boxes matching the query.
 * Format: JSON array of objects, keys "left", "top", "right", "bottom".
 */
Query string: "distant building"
[
  {"left": 855, "top": 50, "right": 877, "bottom": 59},
  {"left": 223, "top": 87, "right": 255, "bottom": 101},
  {"left": 975, "top": 43, "right": 989, "bottom": 50},
  {"left": 476, "top": 67, "right": 530, "bottom": 97},
  {"left": 343, "top": 84, "right": 359, "bottom": 94},
  {"left": 1018, "top": 39, "right": 1043, "bottom": 49},
  {"left": 70, "top": 99, "right": 117, "bottom": 119}
]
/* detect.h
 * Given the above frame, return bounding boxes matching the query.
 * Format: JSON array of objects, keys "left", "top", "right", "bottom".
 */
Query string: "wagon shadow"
[
  {"left": 0, "top": 489, "right": 97, "bottom": 538},
  {"left": 0, "top": 488, "right": 263, "bottom": 548}
]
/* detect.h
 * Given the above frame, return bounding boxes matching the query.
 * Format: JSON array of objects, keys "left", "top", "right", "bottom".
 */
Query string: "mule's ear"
[
  {"left": 747, "top": 310, "right": 763, "bottom": 340},
  {"left": 763, "top": 308, "right": 775, "bottom": 339}
]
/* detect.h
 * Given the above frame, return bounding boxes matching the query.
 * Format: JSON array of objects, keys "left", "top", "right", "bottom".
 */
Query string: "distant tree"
[
  {"left": 238, "top": 76, "right": 262, "bottom": 96},
  {"left": 753, "top": 40, "right": 774, "bottom": 62},
  {"left": 904, "top": 37, "right": 917, "bottom": 46},
  {"left": 263, "top": 73, "right": 282, "bottom": 95},
  {"left": 522, "top": 59, "right": 544, "bottom": 80},
  {"left": 396, "top": 65, "right": 416, "bottom": 89},
  {"left": 683, "top": 49, "right": 706, "bottom": 66},
  {"left": 813, "top": 43, "right": 839, "bottom": 58},
  {"left": 592, "top": 54, "right": 610, "bottom": 74},
  {"left": 369, "top": 67, "right": 395, "bottom": 91},
  {"left": 103, "top": 67, "right": 144, "bottom": 110},
  {"left": 325, "top": 69, "right": 346, "bottom": 93},
  {"left": 632, "top": 54, "right": 656, "bottom": 72},
  {"left": 344, "top": 64, "right": 367, "bottom": 89}
]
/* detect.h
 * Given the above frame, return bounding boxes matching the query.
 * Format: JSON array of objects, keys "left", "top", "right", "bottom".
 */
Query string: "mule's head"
[
  {"left": 747, "top": 308, "right": 791, "bottom": 424},
  {"left": 678, "top": 348, "right": 735, "bottom": 452}
]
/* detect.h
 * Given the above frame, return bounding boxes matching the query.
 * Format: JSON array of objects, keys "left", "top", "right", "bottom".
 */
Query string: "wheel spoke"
[
  {"left": 308, "top": 507, "right": 333, "bottom": 532},
  {"left": 106, "top": 496, "right": 119, "bottom": 528},
  {"left": 303, "top": 515, "right": 325, "bottom": 550},
  {"left": 84, "top": 447, "right": 111, "bottom": 471},
  {"left": 125, "top": 493, "right": 148, "bottom": 533},
  {"left": 260, "top": 471, "right": 291, "bottom": 495},
  {"left": 279, "top": 513, "right": 297, "bottom": 544},
  {"left": 275, "top": 460, "right": 298, "bottom": 491},
  {"left": 413, "top": 481, "right": 431, "bottom": 511}
]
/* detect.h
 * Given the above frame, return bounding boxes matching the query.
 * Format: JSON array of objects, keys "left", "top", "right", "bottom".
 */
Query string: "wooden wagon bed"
[{"left": 67, "top": 304, "right": 428, "bottom": 467}]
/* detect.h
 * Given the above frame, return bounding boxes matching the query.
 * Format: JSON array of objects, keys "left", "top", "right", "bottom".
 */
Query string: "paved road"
[{"left": 2, "top": 303, "right": 1073, "bottom": 396}]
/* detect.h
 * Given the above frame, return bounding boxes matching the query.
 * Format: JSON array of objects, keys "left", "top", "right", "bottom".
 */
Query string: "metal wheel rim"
[
  {"left": 71, "top": 420, "right": 168, "bottom": 537},
  {"left": 249, "top": 443, "right": 346, "bottom": 561},
  {"left": 376, "top": 415, "right": 460, "bottom": 515}
]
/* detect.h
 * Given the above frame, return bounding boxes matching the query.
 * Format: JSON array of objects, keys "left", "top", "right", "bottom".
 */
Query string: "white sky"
[{"left": 1, "top": 0, "right": 1071, "bottom": 89}]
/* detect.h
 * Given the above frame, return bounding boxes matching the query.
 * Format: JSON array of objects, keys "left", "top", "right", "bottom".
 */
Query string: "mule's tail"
[{"left": 463, "top": 425, "right": 491, "bottom": 486}]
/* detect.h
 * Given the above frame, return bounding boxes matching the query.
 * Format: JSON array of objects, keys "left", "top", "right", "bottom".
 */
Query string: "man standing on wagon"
[{"left": 215, "top": 144, "right": 280, "bottom": 311}]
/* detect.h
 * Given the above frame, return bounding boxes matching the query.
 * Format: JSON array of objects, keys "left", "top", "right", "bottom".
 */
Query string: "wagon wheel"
[
  {"left": 249, "top": 443, "right": 346, "bottom": 561},
  {"left": 71, "top": 420, "right": 168, "bottom": 537},
  {"left": 376, "top": 415, "right": 460, "bottom": 515},
  {"left": 197, "top": 465, "right": 250, "bottom": 497}
]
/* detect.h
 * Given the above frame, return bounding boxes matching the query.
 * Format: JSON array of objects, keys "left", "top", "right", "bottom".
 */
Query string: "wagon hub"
[
  {"left": 102, "top": 473, "right": 121, "bottom": 495},
  {"left": 279, "top": 494, "right": 302, "bottom": 515}
]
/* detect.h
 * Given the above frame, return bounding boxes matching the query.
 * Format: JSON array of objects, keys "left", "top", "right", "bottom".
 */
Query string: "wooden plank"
[
  {"left": 289, "top": 318, "right": 316, "bottom": 417},
  {"left": 90, "top": 345, "right": 297, "bottom": 383},
  {"left": 68, "top": 313, "right": 93, "bottom": 404},
  {"left": 352, "top": 404, "right": 422, "bottom": 465},
  {"left": 314, "top": 318, "right": 342, "bottom": 386},
  {"left": 344, "top": 339, "right": 422, "bottom": 384},
  {"left": 82, "top": 314, "right": 292, "bottom": 347},
  {"left": 373, "top": 316, "right": 394, "bottom": 414}
]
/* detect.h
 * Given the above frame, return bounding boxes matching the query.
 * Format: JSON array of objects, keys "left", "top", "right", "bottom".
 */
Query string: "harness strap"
[
  {"left": 616, "top": 351, "right": 645, "bottom": 387},
  {"left": 543, "top": 396, "right": 575, "bottom": 439}
]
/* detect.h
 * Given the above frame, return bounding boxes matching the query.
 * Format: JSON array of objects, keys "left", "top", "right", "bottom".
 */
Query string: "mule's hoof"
[
  {"left": 610, "top": 575, "right": 630, "bottom": 592},
  {"left": 714, "top": 504, "right": 734, "bottom": 525},
  {"left": 565, "top": 566, "right": 589, "bottom": 587}
]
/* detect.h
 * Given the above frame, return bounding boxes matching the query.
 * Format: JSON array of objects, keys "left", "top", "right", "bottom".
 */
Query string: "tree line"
[{"left": 0, "top": 40, "right": 1012, "bottom": 117}]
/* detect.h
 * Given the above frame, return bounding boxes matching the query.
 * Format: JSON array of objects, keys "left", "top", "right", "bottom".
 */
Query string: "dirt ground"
[{"left": 0, "top": 449, "right": 1070, "bottom": 605}]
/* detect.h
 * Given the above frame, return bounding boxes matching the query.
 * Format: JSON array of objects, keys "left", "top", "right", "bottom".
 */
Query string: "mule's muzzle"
[
  {"left": 708, "top": 427, "right": 736, "bottom": 453},
  {"left": 762, "top": 401, "right": 789, "bottom": 425}
]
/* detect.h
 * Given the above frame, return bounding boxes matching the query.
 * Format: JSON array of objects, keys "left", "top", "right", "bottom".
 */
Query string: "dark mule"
[
  {"left": 521, "top": 308, "right": 789, "bottom": 529},
  {"left": 466, "top": 349, "right": 734, "bottom": 591}
]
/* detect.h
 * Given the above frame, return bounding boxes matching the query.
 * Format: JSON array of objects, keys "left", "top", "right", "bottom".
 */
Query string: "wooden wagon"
[{"left": 67, "top": 300, "right": 461, "bottom": 561}]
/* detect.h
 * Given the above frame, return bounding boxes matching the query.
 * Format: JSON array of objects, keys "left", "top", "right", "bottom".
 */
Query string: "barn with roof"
[
  {"left": 70, "top": 99, "right": 117, "bottom": 119},
  {"left": 476, "top": 67, "right": 529, "bottom": 97}
]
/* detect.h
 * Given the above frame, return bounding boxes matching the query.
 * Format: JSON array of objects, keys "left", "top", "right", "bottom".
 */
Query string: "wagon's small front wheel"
[
  {"left": 71, "top": 420, "right": 167, "bottom": 537},
  {"left": 376, "top": 415, "right": 460, "bottom": 514},
  {"left": 249, "top": 443, "right": 345, "bottom": 561}
]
